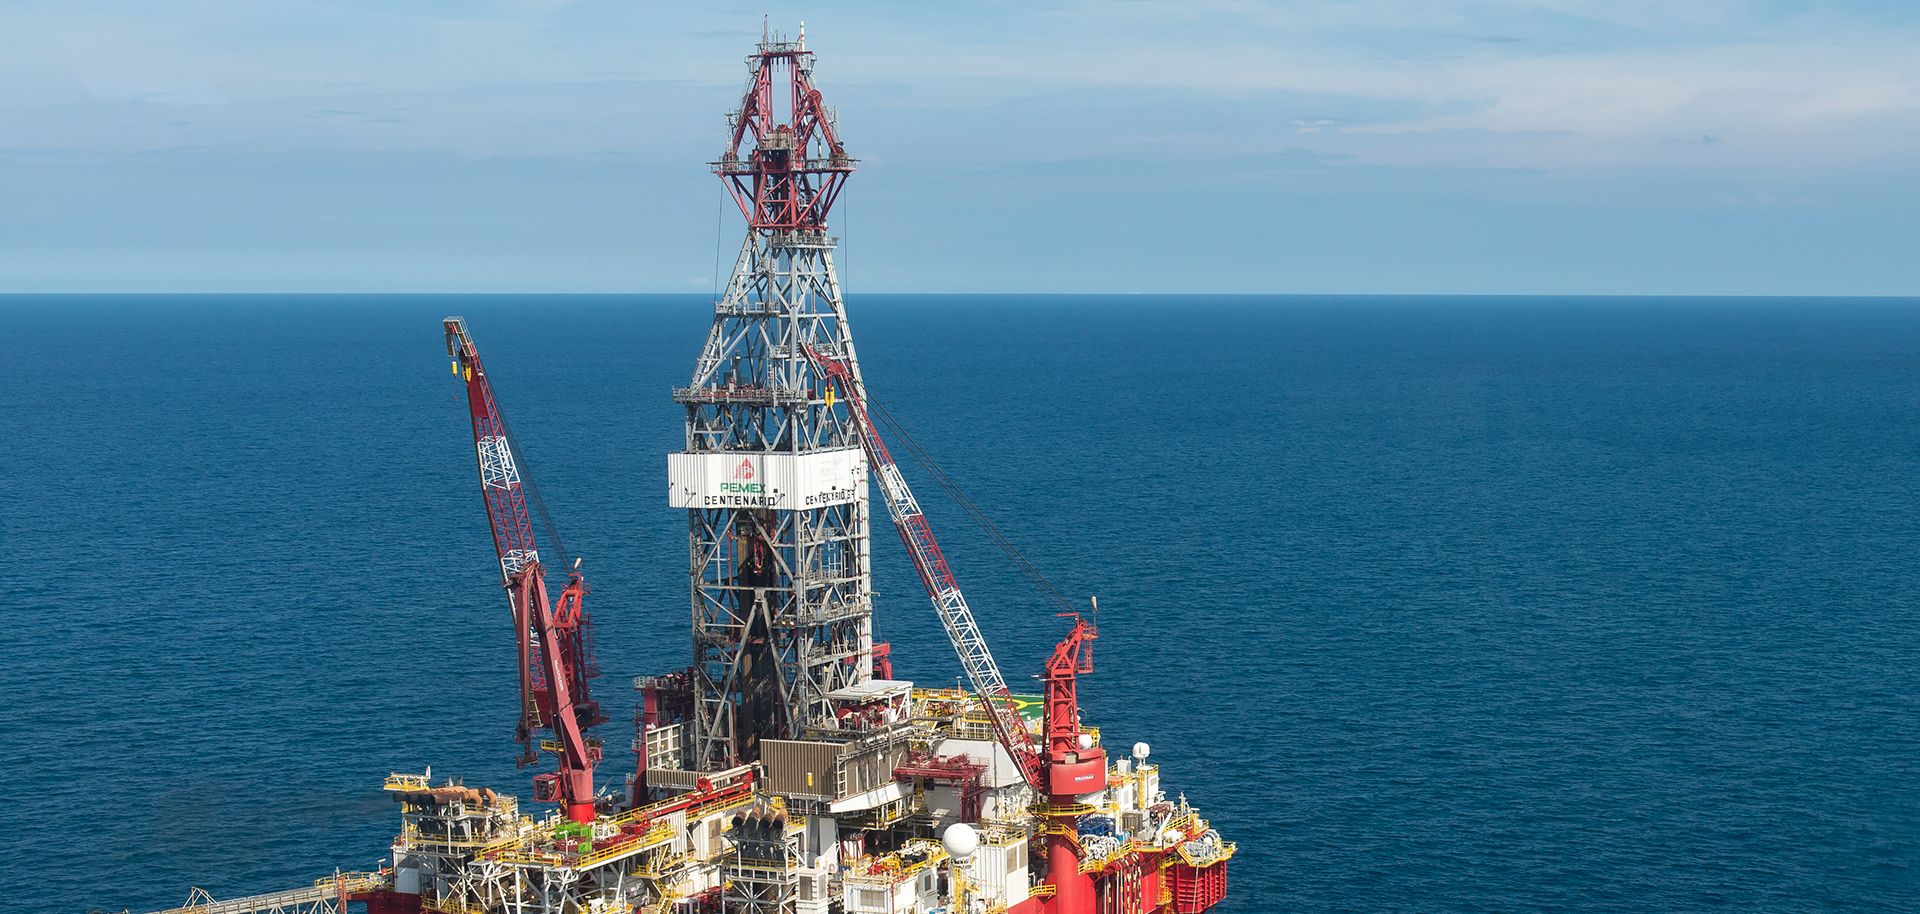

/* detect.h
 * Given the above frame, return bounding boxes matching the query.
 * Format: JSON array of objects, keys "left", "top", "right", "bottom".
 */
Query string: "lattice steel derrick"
[
  {"left": 682, "top": 29, "right": 875, "bottom": 773},
  {"left": 683, "top": 240, "right": 873, "bottom": 769}
]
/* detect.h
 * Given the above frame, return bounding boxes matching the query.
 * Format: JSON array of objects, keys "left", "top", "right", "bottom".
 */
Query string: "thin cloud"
[{"left": 0, "top": 1, "right": 1914, "bottom": 175}]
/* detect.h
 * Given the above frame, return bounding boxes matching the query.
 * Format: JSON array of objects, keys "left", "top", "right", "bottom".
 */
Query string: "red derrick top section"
[{"left": 713, "top": 28, "right": 854, "bottom": 233}]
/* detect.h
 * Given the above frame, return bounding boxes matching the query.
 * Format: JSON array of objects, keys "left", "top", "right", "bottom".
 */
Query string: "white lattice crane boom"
[{"left": 804, "top": 345, "right": 1046, "bottom": 789}]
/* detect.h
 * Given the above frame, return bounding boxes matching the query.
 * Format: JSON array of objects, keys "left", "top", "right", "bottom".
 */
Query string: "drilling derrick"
[
  {"left": 674, "top": 25, "right": 873, "bottom": 772},
  {"left": 137, "top": 28, "right": 1239, "bottom": 914}
]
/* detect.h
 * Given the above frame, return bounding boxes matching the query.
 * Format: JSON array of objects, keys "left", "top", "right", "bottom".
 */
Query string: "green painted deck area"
[{"left": 1009, "top": 693, "right": 1044, "bottom": 731}]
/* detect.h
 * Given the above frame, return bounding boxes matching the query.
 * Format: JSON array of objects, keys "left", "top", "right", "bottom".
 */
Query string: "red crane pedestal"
[{"left": 1038, "top": 614, "right": 1103, "bottom": 914}]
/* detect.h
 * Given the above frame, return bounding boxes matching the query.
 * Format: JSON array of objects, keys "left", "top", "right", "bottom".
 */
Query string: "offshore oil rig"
[{"left": 144, "top": 27, "right": 1232, "bottom": 914}]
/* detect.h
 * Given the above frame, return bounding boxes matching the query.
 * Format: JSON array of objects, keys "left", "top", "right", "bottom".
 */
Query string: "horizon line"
[{"left": 5, "top": 290, "right": 1920, "bottom": 300}]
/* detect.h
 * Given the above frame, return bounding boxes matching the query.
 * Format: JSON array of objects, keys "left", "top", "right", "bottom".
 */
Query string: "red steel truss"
[{"left": 713, "top": 27, "right": 854, "bottom": 233}]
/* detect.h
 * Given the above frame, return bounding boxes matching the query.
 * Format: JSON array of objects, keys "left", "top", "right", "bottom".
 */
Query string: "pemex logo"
[{"left": 720, "top": 458, "right": 765, "bottom": 497}]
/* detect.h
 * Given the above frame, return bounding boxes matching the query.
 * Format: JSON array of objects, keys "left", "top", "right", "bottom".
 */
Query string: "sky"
[{"left": 0, "top": 0, "right": 1916, "bottom": 295}]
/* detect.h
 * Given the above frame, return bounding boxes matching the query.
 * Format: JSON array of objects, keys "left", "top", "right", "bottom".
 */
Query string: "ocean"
[{"left": 3, "top": 294, "right": 1916, "bottom": 913}]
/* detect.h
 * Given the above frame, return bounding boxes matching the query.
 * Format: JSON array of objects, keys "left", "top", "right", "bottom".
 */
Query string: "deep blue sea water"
[{"left": 4, "top": 294, "right": 1919, "bottom": 914}]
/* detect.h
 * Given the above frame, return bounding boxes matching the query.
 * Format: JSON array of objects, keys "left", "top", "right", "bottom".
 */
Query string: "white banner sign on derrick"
[{"left": 667, "top": 448, "right": 868, "bottom": 511}]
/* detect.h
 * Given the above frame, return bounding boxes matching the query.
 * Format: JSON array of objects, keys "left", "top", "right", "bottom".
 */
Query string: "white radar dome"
[
  {"left": 1132, "top": 741, "right": 1151, "bottom": 760},
  {"left": 942, "top": 822, "right": 979, "bottom": 861},
  {"left": 1077, "top": 733, "right": 1094, "bottom": 750}
]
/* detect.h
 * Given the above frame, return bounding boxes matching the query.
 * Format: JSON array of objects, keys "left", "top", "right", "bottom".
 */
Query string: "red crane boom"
[{"left": 445, "top": 317, "right": 603, "bottom": 823}]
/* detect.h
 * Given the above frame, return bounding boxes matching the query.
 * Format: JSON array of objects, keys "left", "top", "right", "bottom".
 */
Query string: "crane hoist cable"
[
  {"left": 497, "top": 421, "right": 600, "bottom": 679},
  {"left": 496, "top": 404, "right": 573, "bottom": 577},
  {"left": 866, "top": 396, "right": 1080, "bottom": 618},
  {"left": 806, "top": 344, "right": 1050, "bottom": 789}
]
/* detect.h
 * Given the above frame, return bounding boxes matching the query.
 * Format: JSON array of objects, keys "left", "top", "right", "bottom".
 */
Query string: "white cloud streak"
[{"left": 0, "top": 0, "right": 1914, "bottom": 173}]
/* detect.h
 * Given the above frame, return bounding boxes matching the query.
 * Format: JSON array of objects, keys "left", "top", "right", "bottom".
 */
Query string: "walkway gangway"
[{"left": 144, "top": 872, "right": 386, "bottom": 914}]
